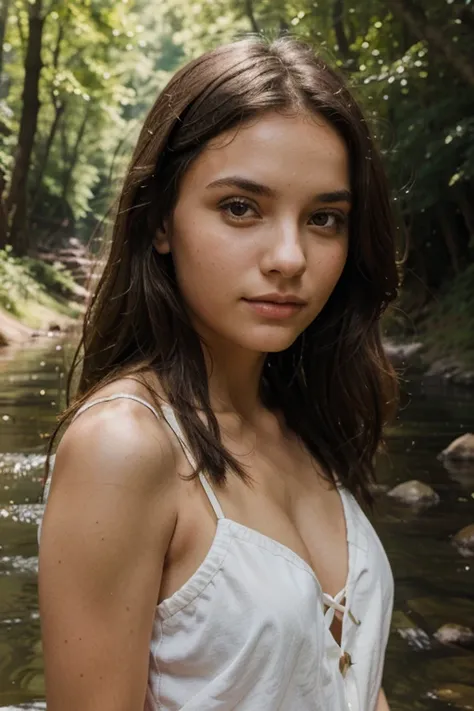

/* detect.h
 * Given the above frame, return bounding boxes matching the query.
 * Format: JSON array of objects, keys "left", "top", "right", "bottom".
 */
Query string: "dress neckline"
[{"left": 157, "top": 486, "right": 356, "bottom": 652}]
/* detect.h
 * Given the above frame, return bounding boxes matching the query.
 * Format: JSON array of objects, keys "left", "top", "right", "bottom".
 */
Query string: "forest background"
[{"left": 0, "top": 0, "right": 473, "bottom": 374}]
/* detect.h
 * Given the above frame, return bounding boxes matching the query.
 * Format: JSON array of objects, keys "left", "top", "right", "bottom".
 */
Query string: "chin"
[{"left": 235, "top": 327, "right": 302, "bottom": 355}]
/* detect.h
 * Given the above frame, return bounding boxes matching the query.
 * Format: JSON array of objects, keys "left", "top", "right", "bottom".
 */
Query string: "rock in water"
[
  {"left": 392, "top": 610, "right": 431, "bottom": 650},
  {"left": 429, "top": 684, "right": 474, "bottom": 709},
  {"left": 439, "top": 433, "right": 474, "bottom": 461},
  {"left": 453, "top": 523, "right": 474, "bottom": 556},
  {"left": 388, "top": 480, "right": 440, "bottom": 506},
  {"left": 434, "top": 623, "right": 474, "bottom": 649}
]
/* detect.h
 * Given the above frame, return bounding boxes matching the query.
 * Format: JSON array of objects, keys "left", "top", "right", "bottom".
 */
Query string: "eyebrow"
[{"left": 205, "top": 176, "right": 352, "bottom": 204}]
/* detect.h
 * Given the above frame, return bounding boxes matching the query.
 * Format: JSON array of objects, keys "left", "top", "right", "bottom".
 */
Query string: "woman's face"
[{"left": 155, "top": 110, "right": 350, "bottom": 355}]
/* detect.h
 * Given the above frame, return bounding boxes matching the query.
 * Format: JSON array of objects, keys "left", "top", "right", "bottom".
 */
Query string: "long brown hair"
[{"left": 46, "top": 36, "right": 400, "bottom": 505}]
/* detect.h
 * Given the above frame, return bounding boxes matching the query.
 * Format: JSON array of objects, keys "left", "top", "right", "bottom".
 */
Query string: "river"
[{"left": 0, "top": 338, "right": 473, "bottom": 710}]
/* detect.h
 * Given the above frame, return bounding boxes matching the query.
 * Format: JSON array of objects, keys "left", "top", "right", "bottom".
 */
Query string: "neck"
[{"left": 202, "top": 340, "right": 266, "bottom": 419}]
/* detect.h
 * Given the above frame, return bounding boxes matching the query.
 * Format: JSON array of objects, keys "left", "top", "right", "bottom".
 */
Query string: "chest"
[
  {"left": 217, "top": 429, "right": 350, "bottom": 595},
  {"left": 162, "top": 429, "right": 350, "bottom": 616}
]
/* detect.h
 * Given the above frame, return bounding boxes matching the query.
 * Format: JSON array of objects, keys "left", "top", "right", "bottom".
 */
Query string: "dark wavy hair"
[{"left": 46, "top": 36, "right": 400, "bottom": 505}]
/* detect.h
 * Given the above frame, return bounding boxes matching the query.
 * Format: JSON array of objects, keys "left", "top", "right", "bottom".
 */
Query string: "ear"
[{"left": 153, "top": 221, "right": 171, "bottom": 255}]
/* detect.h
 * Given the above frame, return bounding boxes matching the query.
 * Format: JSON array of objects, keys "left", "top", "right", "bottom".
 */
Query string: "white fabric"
[{"left": 39, "top": 394, "right": 394, "bottom": 711}]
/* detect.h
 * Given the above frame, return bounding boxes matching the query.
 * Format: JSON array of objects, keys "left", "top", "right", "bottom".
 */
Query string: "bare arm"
[
  {"left": 376, "top": 688, "right": 391, "bottom": 711},
  {"left": 38, "top": 400, "right": 178, "bottom": 711}
]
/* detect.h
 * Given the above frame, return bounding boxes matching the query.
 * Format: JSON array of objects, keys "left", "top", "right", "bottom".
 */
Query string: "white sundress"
[{"left": 39, "top": 393, "right": 394, "bottom": 711}]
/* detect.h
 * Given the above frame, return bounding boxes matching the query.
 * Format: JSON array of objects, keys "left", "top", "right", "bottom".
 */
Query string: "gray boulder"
[
  {"left": 434, "top": 623, "right": 474, "bottom": 649},
  {"left": 439, "top": 433, "right": 474, "bottom": 461},
  {"left": 388, "top": 480, "right": 440, "bottom": 506},
  {"left": 452, "top": 523, "right": 474, "bottom": 557}
]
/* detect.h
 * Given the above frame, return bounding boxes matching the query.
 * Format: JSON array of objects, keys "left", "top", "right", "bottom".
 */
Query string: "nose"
[{"left": 260, "top": 220, "right": 307, "bottom": 278}]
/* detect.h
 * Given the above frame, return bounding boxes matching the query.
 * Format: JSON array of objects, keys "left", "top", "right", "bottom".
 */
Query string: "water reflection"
[{"left": 0, "top": 340, "right": 473, "bottom": 709}]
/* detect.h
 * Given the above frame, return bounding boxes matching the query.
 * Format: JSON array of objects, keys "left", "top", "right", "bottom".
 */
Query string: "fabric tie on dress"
[
  {"left": 323, "top": 590, "right": 347, "bottom": 618},
  {"left": 323, "top": 590, "right": 361, "bottom": 628}
]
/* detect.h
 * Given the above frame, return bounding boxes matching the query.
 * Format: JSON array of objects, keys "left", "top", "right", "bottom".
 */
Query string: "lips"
[
  {"left": 242, "top": 296, "right": 306, "bottom": 320},
  {"left": 245, "top": 293, "right": 307, "bottom": 306}
]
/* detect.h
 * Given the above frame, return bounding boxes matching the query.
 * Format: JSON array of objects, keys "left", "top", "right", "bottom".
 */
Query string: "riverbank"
[
  {"left": 384, "top": 263, "right": 474, "bottom": 386},
  {"left": 385, "top": 339, "right": 474, "bottom": 386},
  {"left": 0, "top": 303, "right": 77, "bottom": 347},
  {"left": 0, "top": 245, "right": 87, "bottom": 348}
]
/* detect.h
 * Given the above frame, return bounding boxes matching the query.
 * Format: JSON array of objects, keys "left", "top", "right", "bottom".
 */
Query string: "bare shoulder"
[
  {"left": 55, "top": 375, "right": 178, "bottom": 496},
  {"left": 40, "top": 375, "right": 180, "bottom": 556}
]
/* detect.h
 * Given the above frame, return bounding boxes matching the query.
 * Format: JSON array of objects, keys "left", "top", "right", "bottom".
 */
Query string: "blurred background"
[{"left": 0, "top": 1, "right": 473, "bottom": 709}]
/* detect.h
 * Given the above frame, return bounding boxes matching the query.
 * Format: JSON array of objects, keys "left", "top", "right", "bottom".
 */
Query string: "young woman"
[{"left": 38, "top": 36, "right": 399, "bottom": 711}]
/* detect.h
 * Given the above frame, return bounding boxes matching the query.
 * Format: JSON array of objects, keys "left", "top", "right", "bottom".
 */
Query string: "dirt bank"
[{"left": 0, "top": 306, "right": 76, "bottom": 348}]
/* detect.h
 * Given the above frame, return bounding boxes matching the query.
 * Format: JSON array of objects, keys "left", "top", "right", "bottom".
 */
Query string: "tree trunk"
[
  {"left": 0, "top": 0, "right": 12, "bottom": 79},
  {"left": 456, "top": 183, "right": 474, "bottom": 245},
  {"left": 29, "top": 100, "right": 65, "bottom": 215},
  {"left": 332, "top": 0, "right": 352, "bottom": 62},
  {"left": 61, "top": 104, "right": 90, "bottom": 203},
  {"left": 29, "top": 17, "right": 66, "bottom": 217},
  {"left": 437, "top": 205, "right": 462, "bottom": 275},
  {"left": 387, "top": 0, "right": 474, "bottom": 87},
  {"left": 244, "top": 0, "right": 259, "bottom": 33},
  {"left": 45, "top": 103, "right": 89, "bottom": 240},
  {"left": 6, "top": 0, "right": 45, "bottom": 255},
  {"left": 0, "top": 170, "right": 8, "bottom": 249},
  {"left": 8, "top": 184, "right": 28, "bottom": 254}
]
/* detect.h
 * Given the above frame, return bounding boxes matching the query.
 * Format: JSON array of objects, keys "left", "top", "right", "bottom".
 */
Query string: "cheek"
[
  {"left": 170, "top": 225, "right": 238, "bottom": 313},
  {"left": 313, "top": 241, "right": 349, "bottom": 293},
  {"left": 171, "top": 214, "right": 248, "bottom": 286}
]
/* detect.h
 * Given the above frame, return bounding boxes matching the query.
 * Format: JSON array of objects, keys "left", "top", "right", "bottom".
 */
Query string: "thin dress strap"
[
  {"left": 71, "top": 393, "right": 161, "bottom": 423},
  {"left": 72, "top": 394, "right": 225, "bottom": 520},
  {"left": 197, "top": 472, "right": 225, "bottom": 521},
  {"left": 160, "top": 404, "right": 225, "bottom": 521}
]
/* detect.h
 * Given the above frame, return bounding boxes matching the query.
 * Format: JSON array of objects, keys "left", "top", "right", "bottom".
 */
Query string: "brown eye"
[
  {"left": 311, "top": 213, "right": 336, "bottom": 227},
  {"left": 228, "top": 201, "right": 249, "bottom": 217},
  {"left": 220, "top": 199, "right": 257, "bottom": 220},
  {"left": 310, "top": 212, "right": 346, "bottom": 231}
]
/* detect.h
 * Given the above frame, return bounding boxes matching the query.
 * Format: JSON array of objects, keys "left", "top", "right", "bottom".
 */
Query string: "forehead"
[{"left": 182, "top": 110, "right": 350, "bottom": 194}]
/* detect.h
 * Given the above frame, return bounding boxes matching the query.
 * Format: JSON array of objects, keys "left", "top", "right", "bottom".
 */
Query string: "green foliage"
[
  {"left": 0, "top": 246, "right": 79, "bottom": 318},
  {"left": 422, "top": 263, "right": 474, "bottom": 366},
  {"left": 0, "top": 246, "right": 39, "bottom": 315},
  {"left": 1, "top": 0, "right": 171, "bottom": 238},
  {"left": 24, "top": 258, "right": 78, "bottom": 299}
]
